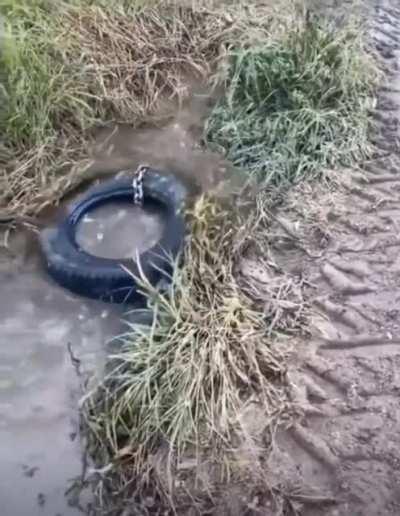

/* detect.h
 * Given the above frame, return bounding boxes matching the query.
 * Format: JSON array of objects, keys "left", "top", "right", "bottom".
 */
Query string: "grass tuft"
[
  {"left": 205, "top": 15, "right": 377, "bottom": 185},
  {"left": 82, "top": 195, "right": 296, "bottom": 508}
]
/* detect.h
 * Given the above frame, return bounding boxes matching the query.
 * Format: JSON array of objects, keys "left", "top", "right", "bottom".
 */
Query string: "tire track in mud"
[{"left": 267, "top": 2, "right": 400, "bottom": 514}]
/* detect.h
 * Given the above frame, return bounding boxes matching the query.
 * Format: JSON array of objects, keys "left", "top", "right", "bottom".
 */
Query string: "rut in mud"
[{"left": 263, "top": 1, "right": 400, "bottom": 514}]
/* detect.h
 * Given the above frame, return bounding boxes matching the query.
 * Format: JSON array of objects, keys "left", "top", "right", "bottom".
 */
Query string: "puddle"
[
  {"left": 0, "top": 232, "right": 125, "bottom": 516},
  {"left": 76, "top": 202, "right": 164, "bottom": 259},
  {"left": 0, "top": 85, "right": 234, "bottom": 516},
  {"left": 82, "top": 85, "right": 236, "bottom": 198}
]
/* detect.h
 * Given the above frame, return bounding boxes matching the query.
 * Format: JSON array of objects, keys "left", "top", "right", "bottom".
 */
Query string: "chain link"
[{"left": 132, "top": 164, "right": 148, "bottom": 206}]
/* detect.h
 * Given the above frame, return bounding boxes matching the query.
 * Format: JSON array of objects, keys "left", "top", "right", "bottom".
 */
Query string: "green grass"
[
  {"left": 83, "top": 195, "right": 294, "bottom": 509},
  {"left": 205, "top": 16, "right": 376, "bottom": 185},
  {"left": 1, "top": 2, "right": 91, "bottom": 147}
]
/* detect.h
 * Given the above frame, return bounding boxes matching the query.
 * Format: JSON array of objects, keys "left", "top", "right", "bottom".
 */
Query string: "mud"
[
  {"left": 258, "top": 1, "right": 400, "bottom": 512},
  {"left": 0, "top": 230, "right": 127, "bottom": 516}
]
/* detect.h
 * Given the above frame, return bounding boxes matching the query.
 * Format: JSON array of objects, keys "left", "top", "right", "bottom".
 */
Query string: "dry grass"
[
  {"left": 0, "top": 1, "right": 237, "bottom": 217},
  {"left": 82, "top": 194, "right": 304, "bottom": 512}
]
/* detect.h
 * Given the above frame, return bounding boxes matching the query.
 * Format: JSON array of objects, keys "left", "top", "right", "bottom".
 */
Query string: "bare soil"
[{"left": 255, "top": 1, "right": 400, "bottom": 513}]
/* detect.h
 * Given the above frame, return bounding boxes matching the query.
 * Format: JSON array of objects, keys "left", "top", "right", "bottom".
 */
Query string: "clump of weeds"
[
  {"left": 205, "top": 12, "right": 377, "bottom": 185},
  {"left": 82, "top": 194, "right": 298, "bottom": 513}
]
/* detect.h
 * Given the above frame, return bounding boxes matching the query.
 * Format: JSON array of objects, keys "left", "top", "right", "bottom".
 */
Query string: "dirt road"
[{"left": 265, "top": 1, "right": 400, "bottom": 514}]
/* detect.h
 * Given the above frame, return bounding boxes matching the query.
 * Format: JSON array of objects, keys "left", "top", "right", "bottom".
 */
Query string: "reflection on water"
[{"left": 75, "top": 202, "right": 164, "bottom": 259}]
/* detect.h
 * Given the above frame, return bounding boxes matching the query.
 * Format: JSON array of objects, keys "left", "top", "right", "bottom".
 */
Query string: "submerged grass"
[{"left": 205, "top": 14, "right": 377, "bottom": 185}]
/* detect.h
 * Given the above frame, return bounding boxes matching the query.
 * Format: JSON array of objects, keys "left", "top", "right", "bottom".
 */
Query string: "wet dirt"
[
  {"left": 76, "top": 202, "right": 164, "bottom": 259},
  {"left": 251, "top": 1, "right": 400, "bottom": 513},
  {"left": 0, "top": 232, "right": 126, "bottom": 516}
]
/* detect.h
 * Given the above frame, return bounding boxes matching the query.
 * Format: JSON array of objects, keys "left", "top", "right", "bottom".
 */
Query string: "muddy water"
[
  {"left": 0, "top": 231, "right": 126, "bottom": 516},
  {"left": 76, "top": 202, "right": 164, "bottom": 259},
  {"left": 0, "top": 86, "right": 232, "bottom": 516},
  {"left": 84, "top": 85, "right": 236, "bottom": 197},
  {"left": 0, "top": 202, "right": 166, "bottom": 515}
]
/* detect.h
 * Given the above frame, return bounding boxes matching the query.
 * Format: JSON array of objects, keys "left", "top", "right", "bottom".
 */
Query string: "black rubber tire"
[{"left": 40, "top": 169, "right": 187, "bottom": 304}]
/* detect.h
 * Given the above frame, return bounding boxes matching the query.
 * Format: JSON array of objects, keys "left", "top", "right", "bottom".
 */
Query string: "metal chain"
[{"left": 132, "top": 164, "right": 148, "bottom": 206}]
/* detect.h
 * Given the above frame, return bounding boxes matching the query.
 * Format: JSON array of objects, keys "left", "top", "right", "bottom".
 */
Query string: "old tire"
[{"left": 40, "top": 169, "right": 187, "bottom": 304}]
